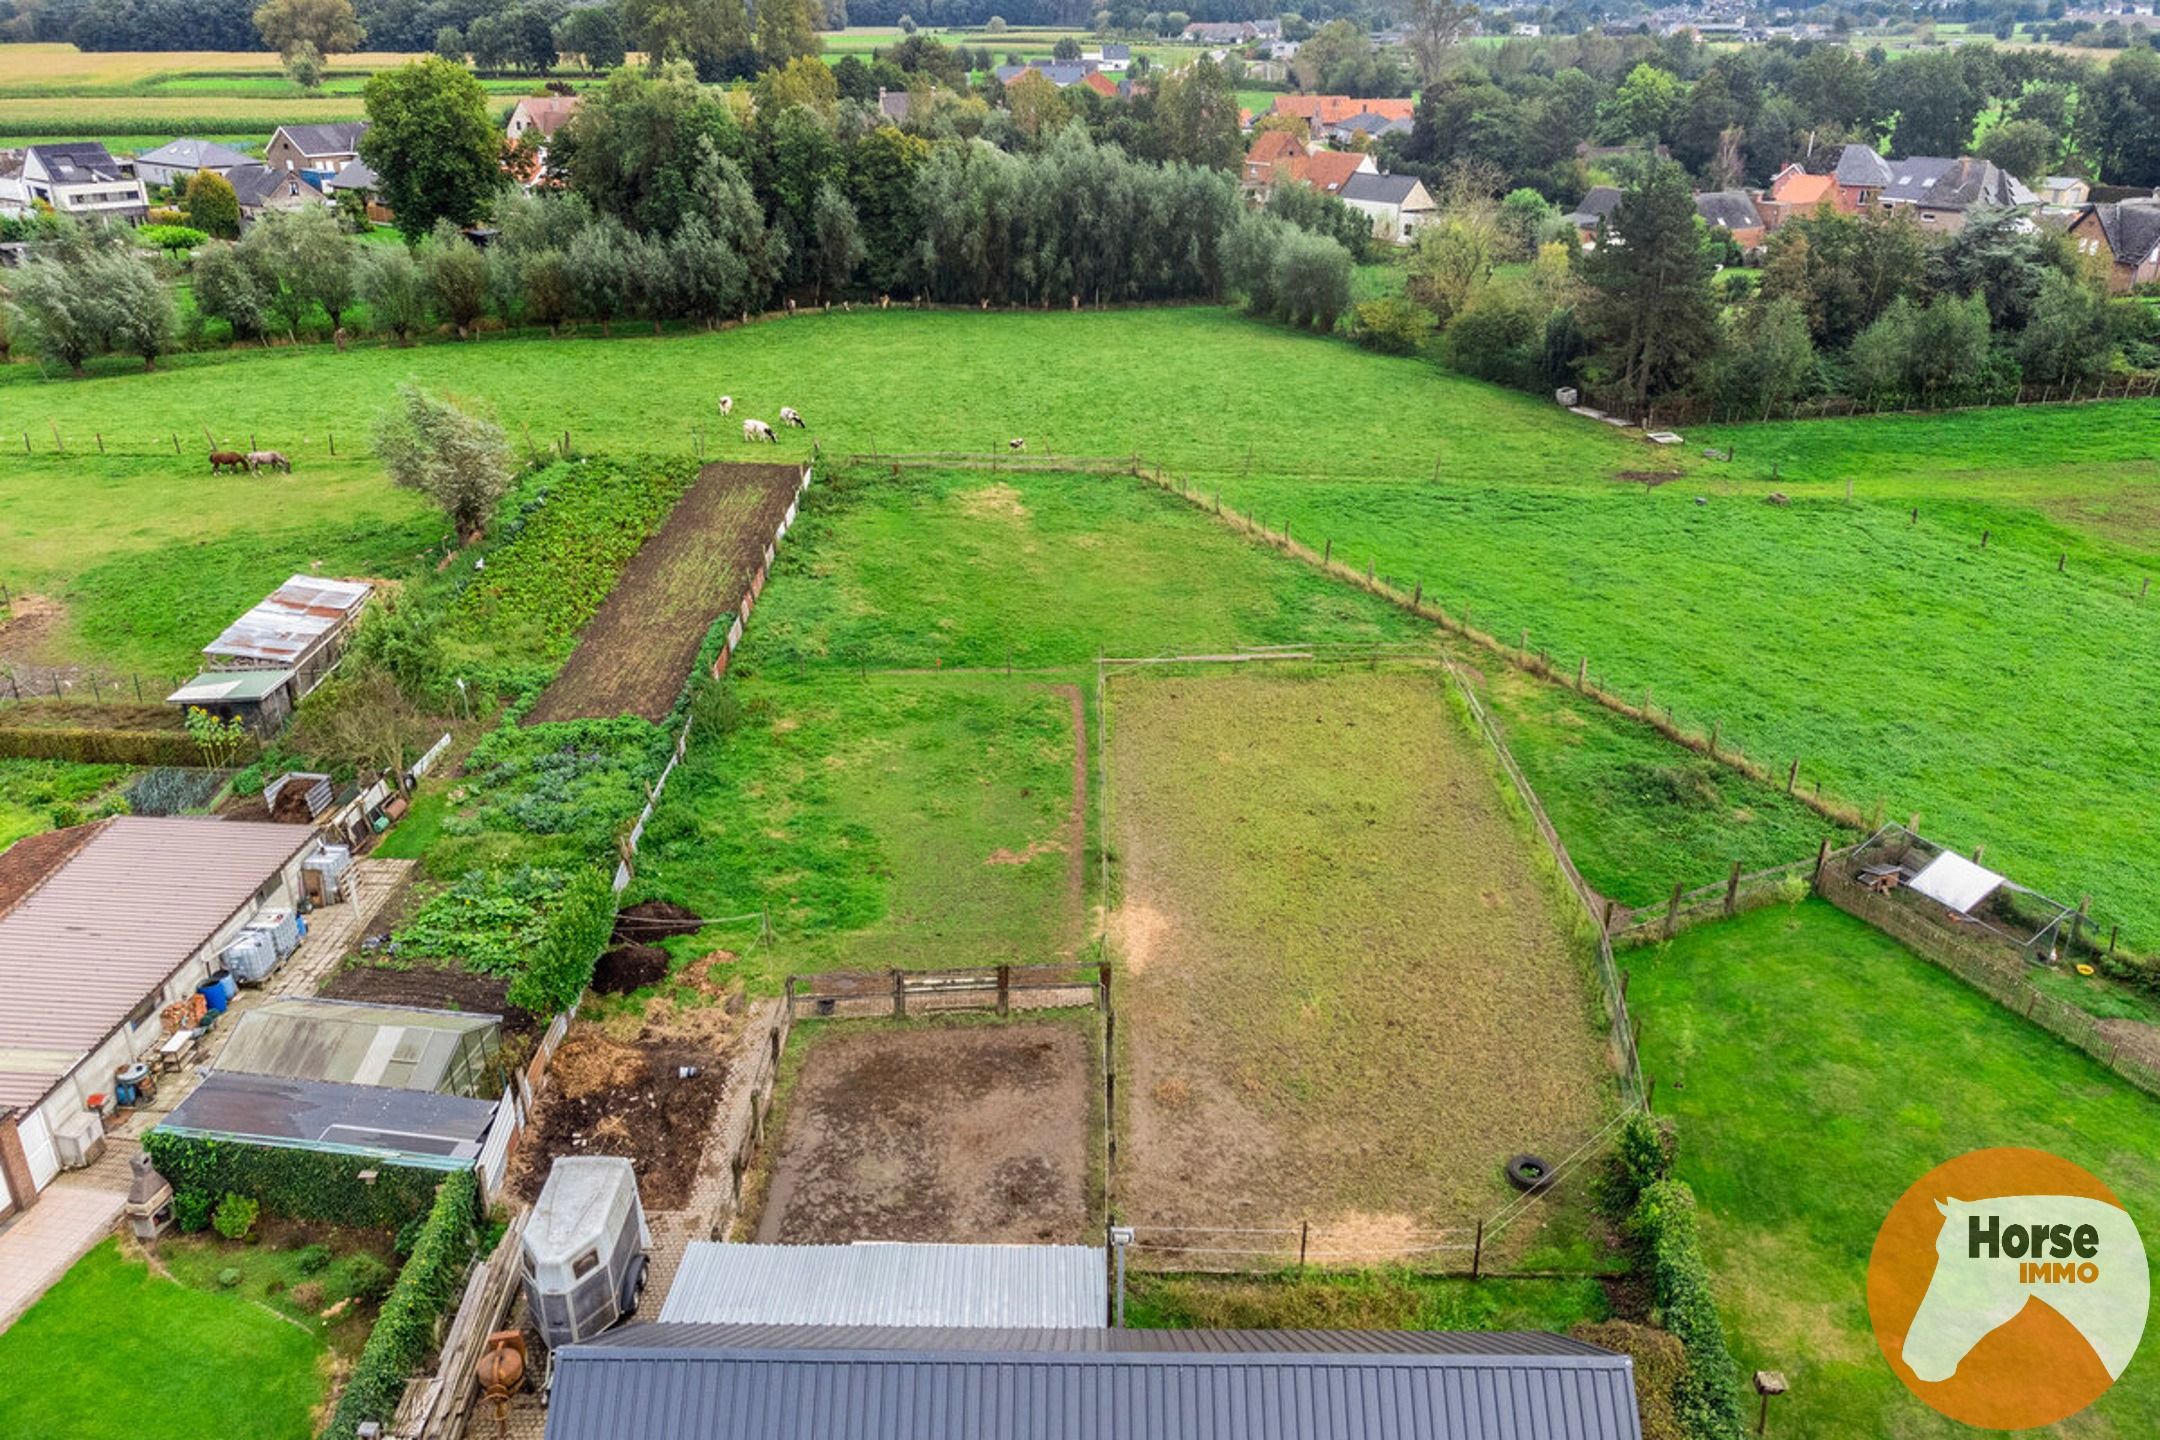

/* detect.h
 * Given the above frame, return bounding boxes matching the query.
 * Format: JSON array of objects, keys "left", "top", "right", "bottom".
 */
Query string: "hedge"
[
  {"left": 325, "top": 1170, "right": 482, "bottom": 1440},
  {"left": 0, "top": 726, "right": 239, "bottom": 767},
  {"left": 142, "top": 1131, "right": 450, "bottom": 1231},
  {"left": 506, "top": 865, "right": 618, "bottom": 1014},
  {"left": 1630, "top": 1179, "right": 1747, "bottom": 1440}
]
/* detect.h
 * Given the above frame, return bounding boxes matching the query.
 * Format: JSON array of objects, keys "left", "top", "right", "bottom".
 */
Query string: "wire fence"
[
  {"left": 1615, "top": 374, "right": 2160, "bottom": 430},
  {"left": 1608, "top": 848, "right": 1847, "bottom": 946}
]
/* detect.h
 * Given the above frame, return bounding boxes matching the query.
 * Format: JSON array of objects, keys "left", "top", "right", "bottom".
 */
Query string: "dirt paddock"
[{"left": 751, "top": 1020, "right": 1095, "bottom": 1245}]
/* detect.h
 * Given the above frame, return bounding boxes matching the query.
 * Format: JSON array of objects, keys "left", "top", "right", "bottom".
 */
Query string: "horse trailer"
[{"left": 523, "top": 1156, "right": 650, "bottom": 1351}]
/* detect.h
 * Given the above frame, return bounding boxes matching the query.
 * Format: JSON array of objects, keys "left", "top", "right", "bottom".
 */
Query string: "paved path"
[{"left": 0, "top": 1180, "right": 126, "bottom": 1331}]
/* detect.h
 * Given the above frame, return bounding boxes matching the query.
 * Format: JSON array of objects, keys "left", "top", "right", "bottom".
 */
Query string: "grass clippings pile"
[{"left": 1108, "top": 666, "right": 1610, "bottom": 1241}]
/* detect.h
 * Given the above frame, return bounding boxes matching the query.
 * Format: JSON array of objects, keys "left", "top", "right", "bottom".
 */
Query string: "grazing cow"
[
  {"left": 209, "top": 450, "right": 248, "bottom": 475},
  {"left": 1008, "top": 438, "right": 1026, "bottom": 451},
  {"left": 717, "top": 395, "right": 734, "bottom": 416},
  {"left": 246, "top": 450, "right": 291, "bottom": 474},
  {"left": 779, "top": 407, "right": 806, "bottom": 428},
  {"left": 786, "top": 298, "right": 797, "bottom": 316},
  {"left": 743, "top": 419, "right": 776, "bottom": 443}
]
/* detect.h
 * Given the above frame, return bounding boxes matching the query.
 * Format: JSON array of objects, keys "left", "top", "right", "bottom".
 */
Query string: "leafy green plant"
[
  {"left": 342, "top": 1253, "right": 396, "bottom": 1303},
  {"left": 294, "top": 1243, "right": 332, "bottom": 1276},
  {"left": 1630, "top": 1178, "right": 1746, "bottom": 1440},
  {"left": 212, "top": 1191, "right": 260, "bottom": 1241},
  {"left": 137, "top": 223, "right": 209, "bottom": 251},
  {"left": 217, "top": 1266, "right": 242, "bottom": 1288},
  {"left": 143, "top": 1132, "right": 445, "bottom": 1230},
  {"left": 324, "top": 1172, "right": 481, "bottom": 1440},
  {"left": 173, "top": 1188, "right": 214, "bottom": 1233},
  {"left": 183, "top": 706, "right": 250, "bottom": 769}
]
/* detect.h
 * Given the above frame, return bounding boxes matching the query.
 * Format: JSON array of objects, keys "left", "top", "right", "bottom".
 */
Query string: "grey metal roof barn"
[
  {"left": 216, "top": 997, "right": 502, "bottom": 1096},
  {"left": 160, "top": 1071, "right": 498, "bottom": 1168},
  {"left": 544, "top": 1326, "right": 1644, "bottom": 1440},
  {"left": 659, "top": 1243, "right": 1107, "bottom": 1328},
  {"left": 0, "top": 817, "right": 315, "bottom": 1108},
  {"left": 203, "top": 575, "right": 371, "bottom": 671}
]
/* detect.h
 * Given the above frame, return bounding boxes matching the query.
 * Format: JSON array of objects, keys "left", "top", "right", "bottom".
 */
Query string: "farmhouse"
[
  {"left": 507, "top": 94, "right": 582, "bottom": 146},
  {"left": 543, "top": 1326, "right": 1645, "bottom": 1440},
  {"left": 993, "top": 61, "right": 1098, "bottom": 89},
  {"left": 1695, "top": 189, "right": 1767, "bottom": 248},
  {"left": 1563, "top": 184, "right": 1624, "bottom": 242},
  {"left": 659, "top": 1243, "right": 1107, "bottom": 1327},
  {"left": 2067, "top": 200, "right": 2160, "bottom": 292},
  {"left": 2039, "top": 175, "right": 2092, "bottom": 206},
  {"left": 0, "top": 817, "right": 317, "bottom": 1218},
  {"left": 1321, "top": 110, "right": 1414, "bottom": 144},
  {"left": 216, "top": 997, "right": 502, "bottom": 1097},
  {"left": 4, "top": 143, "right": 147, "bottom": 221},
  {"left": 1757, "top": 163, "right": 1842, "bottom": 227},
  {"left": 131, "top": 137, "right": 250, "bottom": 191},
  {"left": 264, "top": 121, "right": 368, "bottom": 182},
  {"left": 1265, "top": 94, "right": 1415, "bottom": 139},
  {"left": 1341, "top": 170, "right": 1437, "bottom": 243},
  {"left": 222, "top": 162, "right": 327, "bottom": 224},
  {"left": 1242, "top": 129, "right": 1306, "bottom": 192},
  {"left": 1874, "top": 156, "right": 2037, "bottom": 231},
  {"left": 1295, "top": 147, "right": 1377, "bottom": 198}
]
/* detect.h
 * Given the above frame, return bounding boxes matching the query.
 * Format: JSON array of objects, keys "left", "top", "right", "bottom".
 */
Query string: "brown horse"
[{"left": 209, "top": 451, "right": 247, "bottom": 475}]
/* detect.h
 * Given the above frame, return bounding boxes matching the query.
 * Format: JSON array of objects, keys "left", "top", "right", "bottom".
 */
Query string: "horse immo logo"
[{"left": 1868, "top": 1148, "right": 2150, "bottom": 1430}]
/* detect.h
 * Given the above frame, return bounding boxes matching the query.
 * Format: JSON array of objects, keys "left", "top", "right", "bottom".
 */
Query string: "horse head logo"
[{"left": 1902, "top": 1194, "right": 2147, "bottom": 1386}]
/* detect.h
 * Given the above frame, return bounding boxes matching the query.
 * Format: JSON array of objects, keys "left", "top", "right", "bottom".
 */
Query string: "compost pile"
[{"left": 514, "top": 1025, "right": 724, "bottom": 1208}]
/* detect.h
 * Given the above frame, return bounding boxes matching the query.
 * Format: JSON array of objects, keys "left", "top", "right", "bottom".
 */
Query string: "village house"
[
  {"left": 130, "top": 138, "right": 250, "bottom": 192},
  {"left": 1874, "top": 156, "right": 2036, "bottom": 232},
  {"left": 2038, "top": 175, "right": 2091, "bottom": 206},
  {"left": 2067, "top": 199, "right": 2160, "bottom": 293},
  {"left": 1266, "top": 94, "right": 1416, "bottom": 141},
  {"left": 1082, "top": 42, "right": 1130, "bottom": 72},
  {"left": 507, "top": 94, "right": 581, "bottom": 147},
  {"left": 1562, "top": 184, "right": 1623, "bottom": 244},
  {"left": 1242, "top": 130, "right": 1307, "bottom": 193},
  {"left": 0, "top": 143, "right": 147, "bottom": 221},
  {"left": 224, "top": 162, "right": 328, "bottom": 225},
  {"left": 1757, "top": 162, "right": 1844, "bottom": 226},
  {"left": 264, "top": 121, "right": 368, "bottom": 183},
  {"left": 993, "top": 60, "right": 1098, "bottom": 89},
  {"left": 1341, "top": 170, "right": 1437, "bottom": 243},
  {"left": 1183, "top": 18, "right": 1279, "bottom": 42},
  {"left": 1695, "top": 189, "right": 1767, "bottom": 249},
  {"left": 1295, "top": 147, "right": 1378, "bottom": 199}
]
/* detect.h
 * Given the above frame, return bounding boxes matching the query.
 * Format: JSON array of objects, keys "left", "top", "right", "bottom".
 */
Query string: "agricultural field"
[
  {"left": 1630, "top": 900, "right": 2160, "bottom": 1436},
  {"left": 1105, "top": 665, "right": 1613, "bottom": 1245},
  {"left": 528, "top": 461, "right": 800, "bottom": 723},
  {"left": 0, "top": 1232, "right": 385, "bottom": 1440},
  {"left": 745, "top": 1017, "right": 1099, "bottom": 1244}
]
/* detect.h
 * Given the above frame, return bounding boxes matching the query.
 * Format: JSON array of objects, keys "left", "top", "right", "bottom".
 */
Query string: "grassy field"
[
  {"left": 0, "top": 1238, "right": 337, "bottom": 1440},
  {"left": 1631, "top": 900, "right": 2160, "bottom": 1438},
  {"left": 0, "top": 757, "right": 128, "bottom": 849},
  {"left": 1129, "top": 1268, "right": 1612, "bottom": 1333},
  {"left": 1106, "top": 665, "right": 1613, "bottom": 1241}
]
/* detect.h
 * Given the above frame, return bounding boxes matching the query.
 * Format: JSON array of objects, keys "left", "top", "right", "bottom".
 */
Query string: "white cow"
[
  {"left": 1008, "top": 438, "right": 1026, "bottom": 451},
  {"left": 779, "top": 406, "right": 806, "bottom": 428},
  {"left": 716, "top": 395, "right": 734, "bottom": 416},
  {"left": 742, "top": 419, "right": 777, "bottom": 444}
]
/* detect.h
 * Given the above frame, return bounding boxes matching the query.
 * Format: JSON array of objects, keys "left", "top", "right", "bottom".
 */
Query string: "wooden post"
[
  {"left": 892, "top": 969, "right": 906, "bottom": 1018},
  {"left": 95, "top": 433, "right": 103, "bottom": 454},
  {"left": 1298, "top": 1221, "right": 1309, "bottom": 1270},
  {"left": 1471, "top": 1219, "right": 1484, "bottom": 1280},
  {"left": 2058, "top": 552, "right": 2066, "bottom": 573},
  {"left": 1813, "top": 836, "right": 1832, "bottom": 883},
  {"left": 1666, "top": 880, "right": 1684, "bottom": 938},
  {"left": 1708, "top": 719, "right": 1720, "bottom": 758},
  {"left": 172, "top": 433, "right": 180, "bottom": 455},
  {"left": 1412, "top": 581, "right": 1422, "bottom": 610},
  {"left": 2109, "top": 925, "right": 2119, "bottom": 955},
  {"left": 328, "top": 432, "right": 335, "bottom": 455},
  {"left": 1980, "top": 529, "right": 1989, "bottom": 549},
  {"left": 996, "top": 963, "right": 1011, "bottom": 1016},
  {"left": 1725, "top": 860, "right": 1742, "bottom": 916},
  {"left": 1601, "top": 897, "right": 1616, "bottom": 935},
  {"left": 1646, "top": 1076, "right": 1657, "bottom": 1113},
  {"left": 783, "top": 976, "right": 796, "bottom": 1018},
  {"left": 1323, "top": 538, "right": 1332, "bottom": 566},
  {"left": 1972, "top": 844, "right": 1985, "bottom": 865},
  {"left": 1577, "top": 657, "right": 1588, "bottom": 691},
  {"left": 1786, "top": 758, "right": 1798, "bottom": 793},
  {"left": 2071, "top": 896, "right": 2089, "bottom": 952}
]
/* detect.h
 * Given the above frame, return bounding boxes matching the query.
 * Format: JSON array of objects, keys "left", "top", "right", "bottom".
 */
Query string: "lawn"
[
  {"left": 0, "top": 1237, "right": 348, "bottom": 1440},
  {"left": 0, "top": 757, "right": 129, "bottom": 850},
  {"left": 1629, "top": 900, "right": 2160, "bottom": 1438},
  {"left": 1105, "top": 665, "right": 1614, "bottom": 1242}
]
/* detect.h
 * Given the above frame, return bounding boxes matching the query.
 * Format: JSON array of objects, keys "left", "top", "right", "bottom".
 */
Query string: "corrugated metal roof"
[
  {"left": 587, "top": 1326, "right": 1615, "bottom": 1358},
  {"left": 159, "top": 1071, "right": 497, "bottom": 1166},
  {"left": 0, "top": 817, "right": 316, "bottom": 1100},
  {"left": 659, "top": 1245, "right": 1107, "bottom": 1329},
  {"left": 216, "top": 997, "right": 501, "bottom": 1094},
  {"left": 545, "top": 1327, "right": 1643, "bottom": 1440},
  {"left": 168, "top": 670, "right": 295, "bottom": 703},
  {"left": 203, "top": 575, "right": 370, "bottom": 668}
]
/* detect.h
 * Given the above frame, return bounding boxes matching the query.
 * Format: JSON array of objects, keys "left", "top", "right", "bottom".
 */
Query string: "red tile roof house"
[
  {"left": 1758, "top": 163, "right": 1844, "bottom": 227},
  {"left": 1242, "top": 130, "right": 1307, "bottom": 192},
  {"left": 1266, "top": 94, "right": 1414, "bottom": 140},
  {"left": 1293, "top": 148, "right": 1377, "bottom": 198},
  {"left": 507, "top": 94, "right": 582, "bottom": 145},
  {"left": 0, "top": 818, "right": 319, "bottom": 1219}
]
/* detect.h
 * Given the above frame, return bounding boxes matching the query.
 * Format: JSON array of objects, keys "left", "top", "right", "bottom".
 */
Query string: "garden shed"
[
  {"left": 201, "top": 575, "right": 371, "bottom": 695},
  {"left": 158, "top": 1071, "right": 499, "bottom": 1169},
  {"left": 215, "top": 998, "right": 502, "bottom": 1098},
  {"left": 165, "top": 667, "right": 297, "bottom": 735}
]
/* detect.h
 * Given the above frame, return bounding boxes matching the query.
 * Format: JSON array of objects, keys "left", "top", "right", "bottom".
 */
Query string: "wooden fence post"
[
  {"left": 783, "top": 976, "right": 795, "bottom": 1020},
  {"left": 1299, "top": 1221, "right": 1309, "bottom": 1271},
  {"left": 1787, "top": 757, "right": 1799, "bottom": 793},
  {"left": 1708, "top": 719, "right": 1720, "bottom": 758},
  {"left": 1724, "top": 860, "right": 1742, "bottom": 916},
  {"left": 1577, "top": 657, "right": 1588, "bottom": 691},
  {"left": 1813, "top": 836, "right": 1832, "bottom": 883},
  {"left": 1665, "top": 880, "right": 1684, "bottom": 938},
  {"left": 891, "top": 969, "right": 906, "bottom": 1018},
  {"left": 1471, "top": 1219, "right": 1484, "bottom": 1280},
  {"left": 996, "top": 963, "right": 1011, "bottom": 1016}
]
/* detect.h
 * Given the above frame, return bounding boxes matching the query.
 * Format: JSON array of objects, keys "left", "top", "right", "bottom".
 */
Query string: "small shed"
[
  {"left": 202, "top": 575, "right": 372, "bottom": 694},
  {"left": 215, "top": 997, "right": 502, "bottom": 1097},
  {"left": 1840, "top": 824, "right": 2082, "bottom": 961},
  {"left": 660, "top": 1243, "right": 1108, "bottom": 1328},
  {"left": 159, "top": 1071, "right": 498, "bottom": 1169},
  {"left": 165, "top": 668, "right": 296, "bottom": 735}
]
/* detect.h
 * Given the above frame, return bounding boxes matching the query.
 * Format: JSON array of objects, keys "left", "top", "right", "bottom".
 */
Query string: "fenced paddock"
[{"left": 1100, "top": 652, "right": 1620, "bottom": 1264}]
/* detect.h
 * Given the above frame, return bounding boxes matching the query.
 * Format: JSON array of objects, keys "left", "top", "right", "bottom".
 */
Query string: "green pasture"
[
  {"left": 1129, "top": 1268, "right": 1612, "bottom": 1333},
  {"left": 1630, "top": 900, "right": 2160, "bottom": 1437},
  {"left": 0, "top": 757, "right": 129, "bottom": 850}
]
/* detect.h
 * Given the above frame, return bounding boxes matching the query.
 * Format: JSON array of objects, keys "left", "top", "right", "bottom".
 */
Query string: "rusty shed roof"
[
  {"left": 0, "top": 817, "right": 316, "bottom": 1108},
  {"left": 202, "top": 575, "right": 371, "bottom": 668}
]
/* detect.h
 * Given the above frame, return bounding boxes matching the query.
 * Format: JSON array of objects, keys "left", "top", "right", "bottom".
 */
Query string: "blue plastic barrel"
[{"left": 198, "top": 970, "right": 236, "bottom": 1012}]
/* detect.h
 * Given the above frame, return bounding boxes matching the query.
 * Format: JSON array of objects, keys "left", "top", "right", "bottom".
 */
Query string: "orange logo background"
[{"left": 1867, "top": 1147, "right": 2139, "bottom": 1430}]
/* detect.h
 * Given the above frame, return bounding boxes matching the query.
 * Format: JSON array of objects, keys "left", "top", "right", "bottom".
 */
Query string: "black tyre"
[{"left": 1506, "top": 1153, "right": 1556, "bottom": 1194}]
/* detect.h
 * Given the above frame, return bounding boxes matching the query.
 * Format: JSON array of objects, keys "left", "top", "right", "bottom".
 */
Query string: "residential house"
[
  {"left": 1078, "top": 69, "right": 1118, "bottom": 98},
  {"left": 1183, "top": 18, "right": 1278, "bottom": 42},
  {"left": 131, "top": 138, "right": 250, "bottom": 192},
  {"left": 0, "top": 150, "right": 25, "bottom": 217},
  {"left": 2068, "top": 200, "right": 2160, "bottom": 292},
  {"left": 993, "top": 61, "right": 1097, "bottom": 89},
  {"left": 2038, "top": 175, "right": 2091, "bottom": 206},
  {"left": 9, "top": 143, "right": 147, "bottom": 221},
  {"left": 1321, "top": 110, "right": 1414, "bottom": 145},
  {"left": 541, "top": 1325, "right": 1645, "bottom": 1440},
  {"left": 1562, "top": 184, "right": 1623, "bottom": 243},
  {"left": 1757, "top": 162, "right": 1844, "bottom": 226},
  {"left": 223, "top": 162, "right": 326, "bottom": 224},
  {"left": 1831, "top": 143, "right": 1894, "bottom": 209},
  {"left": 321, "top": 156, "right": 378, "bottom": 205},
  {"left": 1295, "top": 148, "right": 1377, "bottom": 198},
  {"left": 264, "top": 121, "right": 368, "bottom": 183},
  {"left": 0, "top": 818, "right": 319, "bottom": 1216},
  {"left": 1082, "top": 42, "right": 1130, "bottom": 71},
  {"left": 1875, "top": 156, "right": 2037, "bottom": 231},
  {"left": 1267, "top": 94, "right": 1416, "bottom": 140},
  {"left": 1341, "top": 170, "right": 1436, "bottom": 243},
  {"left": 507, "top": 94, "right": 581, "bottom": 147},
  {"left": 1695, "top": 189, "right": 1767, "bottom": 249},
  {"left": 1242, "top": 130, "right": 1307, "bottom": 193}
]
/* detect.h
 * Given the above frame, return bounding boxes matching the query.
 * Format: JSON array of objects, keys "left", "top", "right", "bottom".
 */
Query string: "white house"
[
  {"left": 7, "top": 143, "right": 148, "bottom": 221},
  {"left": 1340, "top": 170, "right": 1437, "bottom": 243},
  {"left": 0, "top": 818, "right": 319, "bottom": 1217},
  {"left": 131, "top": 138, "right": 250, "bottom": 192}
]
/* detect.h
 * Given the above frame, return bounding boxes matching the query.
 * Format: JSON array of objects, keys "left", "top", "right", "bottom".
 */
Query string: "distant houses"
[
  {"left": 132, "top": 138, "right": 249, "bottom": 191},
  {"left": 0, "top": 143, "right": 148, "bottom": 221},
  {"left": 224, "top": 163, "right": 327, "bottom": 223},
  {"left": 264, "top": 121, "right": 368, "bottom": 184},
  {"left": 1240, "top": 132, "right": 1435, "bottom": 245}
]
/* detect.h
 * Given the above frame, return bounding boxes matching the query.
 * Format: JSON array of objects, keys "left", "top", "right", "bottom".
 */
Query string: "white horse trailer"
[{"left": 523, "top": 1156, "right": 650, "bottom": 1353}]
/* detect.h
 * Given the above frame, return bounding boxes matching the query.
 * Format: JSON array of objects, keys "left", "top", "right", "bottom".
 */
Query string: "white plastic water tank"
[
  {"left": 248, "top": 908, "right": 300, "bottom": 958},
  {"left": 223, "top": 929, "right": 280, "bottom": 984}
]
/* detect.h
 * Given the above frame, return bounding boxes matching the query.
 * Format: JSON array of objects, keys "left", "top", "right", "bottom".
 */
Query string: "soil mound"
[
  {"left": 592, "top": 943, "right": 671, "bottom": 994},
  {"left": 612, "top": 899, "right": 703, "bottom": 944}
]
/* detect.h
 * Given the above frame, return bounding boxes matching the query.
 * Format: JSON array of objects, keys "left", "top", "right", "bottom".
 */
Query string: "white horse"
[
  {"left": 742, "top": 418, "right": 776, "bottom": 443},
  {"left": 716, "top": 395, "right": 733, "bottom": 416},
  {"left": 778, "top": 406, "right": 805, "bottom": 428},
  {"left": 1903, "top": 1194, "right": 2146, "bottom": 1384}
]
